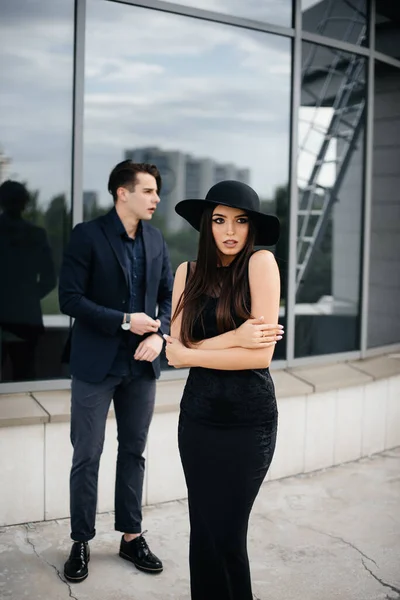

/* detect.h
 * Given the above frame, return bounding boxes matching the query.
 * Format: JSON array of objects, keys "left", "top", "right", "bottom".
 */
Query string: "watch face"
[{"left": 121, "top": 323, "right": 130, "bottom": 330}]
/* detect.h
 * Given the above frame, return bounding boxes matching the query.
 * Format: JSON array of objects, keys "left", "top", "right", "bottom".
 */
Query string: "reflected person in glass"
[
  {"left": 59, "top": 161, "right": 173, "bottom": 583},
  {"left": 0, "top": 180, "right": 56, "bottom": 382},
  {"left": 164, "top": 180, "right": 283, "bottom": 600}
]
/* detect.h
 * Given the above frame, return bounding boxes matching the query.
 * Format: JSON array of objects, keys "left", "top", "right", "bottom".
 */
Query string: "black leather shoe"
[
  {"left": 119, "top": 532, "right": 163, "bottom": 574},
  {"left": 64, "top": 541, "right": 90, "bottom": 583}
]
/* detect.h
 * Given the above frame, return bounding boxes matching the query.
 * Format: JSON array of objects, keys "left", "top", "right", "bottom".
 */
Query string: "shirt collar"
[{"left": 111, "top": 207, "right": 142, "bottom": 239}]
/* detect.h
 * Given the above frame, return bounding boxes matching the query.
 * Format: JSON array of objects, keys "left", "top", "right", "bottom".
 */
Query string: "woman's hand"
[
  {"left": 163, "top": 334, "right": 192, "bottom": 368},
  {"left": 134, "top": 333, "right": 164, "bottom": 362},
  {"left": 234, "top": 317, "right": 284, "bottom": 349}
]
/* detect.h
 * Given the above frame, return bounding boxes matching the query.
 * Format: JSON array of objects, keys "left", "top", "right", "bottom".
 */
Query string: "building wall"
[
  {"left": 1, "top": 357, "right": 400, "bottom": 526},
  {"left": 0, "top": 0, "right": 399, "bottom": 391},
  {"left": 368, "top": 66, "right": 400, "bottom": 347},
  {"left": 125, "top": 147, "right": 251, "bottom": 232},
  {"left": 332, "top": 133, "right": 364, "bottom": 310}
]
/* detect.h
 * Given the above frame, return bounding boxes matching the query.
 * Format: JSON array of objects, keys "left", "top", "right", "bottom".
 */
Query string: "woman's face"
[{"left": 211, "top": 204, "right": 250, "bottom": 265}]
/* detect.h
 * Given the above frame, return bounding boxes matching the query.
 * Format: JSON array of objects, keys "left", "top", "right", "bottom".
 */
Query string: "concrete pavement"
[{"left": 0, "top": 448, "right": 399, "bottom": 600}]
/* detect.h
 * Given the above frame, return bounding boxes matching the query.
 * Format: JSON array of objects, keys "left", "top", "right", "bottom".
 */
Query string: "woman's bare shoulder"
[
  {"left": 175, "top": 262, "right": 189, "bottom": 277},
  {"left": 249, "top": 250, "right": 277, "bottom": 268}
]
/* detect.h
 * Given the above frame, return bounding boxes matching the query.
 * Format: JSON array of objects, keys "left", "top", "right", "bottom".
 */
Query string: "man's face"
[{"left": 118, "top": 172, "right": 160, "bottom": 221}]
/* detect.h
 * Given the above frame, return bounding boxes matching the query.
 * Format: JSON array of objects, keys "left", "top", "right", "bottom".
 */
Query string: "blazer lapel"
[
  {"left": 142, "top": 222, "right": 156, "bottom": 291},
  {"left": 101, "top": 212, "right": 129, "bottom": 288}
]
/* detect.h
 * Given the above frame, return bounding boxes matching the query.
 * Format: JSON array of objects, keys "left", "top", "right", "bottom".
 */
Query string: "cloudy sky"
[
  {"left": 83, "top": 0, "right": 293, "bottom": 207},
  {"left": 164, "top": 0, "right": 291, "bottom": 26},
  {"left": 0, "top": 0, "right": 295, "bottom": 210},
  {"left": 2, "top": 0, "right": 354, "bottom": 214},
  {"left": 0, "top": 0, "right": 74, "bottom": 207}
]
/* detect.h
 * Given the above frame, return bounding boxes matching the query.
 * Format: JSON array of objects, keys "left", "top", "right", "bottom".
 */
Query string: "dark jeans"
[{"left": 69, "top": 371, "right": 156, "bottom": 542}]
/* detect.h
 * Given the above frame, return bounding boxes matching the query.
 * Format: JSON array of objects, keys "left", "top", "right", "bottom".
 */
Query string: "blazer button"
[{"left": 122, "top": 300, "right": 126, "bottom": 305}]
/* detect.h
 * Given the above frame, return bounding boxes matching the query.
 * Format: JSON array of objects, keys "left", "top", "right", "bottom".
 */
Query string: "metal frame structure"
[
  {"left": 359, "top": 0, "right": 375, "bottom": 358},
  {"left": 1, "top": 0, "right": 400, "bottom": 393},
  {"left": 72, "top": 0, "right": 87, "bottom": 229}
]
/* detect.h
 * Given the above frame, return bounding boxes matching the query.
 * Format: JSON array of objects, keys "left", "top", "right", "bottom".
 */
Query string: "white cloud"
[{"left": 85, "top": 58, "right": 165, "bottom": 83}]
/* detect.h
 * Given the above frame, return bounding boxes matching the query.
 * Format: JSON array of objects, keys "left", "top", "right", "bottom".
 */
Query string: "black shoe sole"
[
  {"left": 119, "top": 550, "right": 163, "bottom": 574},
  {"left": 63, "top": 571, "right": 88, "bottom": 583},
  {"left": 64, "top": 555, "right": 90, "bottom": 583}
]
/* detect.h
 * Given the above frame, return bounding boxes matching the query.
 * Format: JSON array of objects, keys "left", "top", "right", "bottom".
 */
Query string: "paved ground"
[{"left": 0, "top": 448, "right": 399, "bottom": 600}]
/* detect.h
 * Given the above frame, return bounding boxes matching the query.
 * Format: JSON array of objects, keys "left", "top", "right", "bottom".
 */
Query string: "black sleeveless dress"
[{"left": 178, "top": 261, "right": 278, "bottom": 600}]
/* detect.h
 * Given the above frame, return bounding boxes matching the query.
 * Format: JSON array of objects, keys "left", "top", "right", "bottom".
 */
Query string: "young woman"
[{"left": 164, "top": 180, "right": 282, "bottom": 600}]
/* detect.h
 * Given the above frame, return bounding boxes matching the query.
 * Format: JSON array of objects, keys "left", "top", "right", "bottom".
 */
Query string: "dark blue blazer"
[{"left": 59, "top": 210, "right": 173, "bottom": 382}]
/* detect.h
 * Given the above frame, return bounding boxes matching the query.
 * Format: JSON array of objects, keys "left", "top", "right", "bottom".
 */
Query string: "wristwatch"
[{"left": 121, "top": 313, "right": 131, "bottom": 331}]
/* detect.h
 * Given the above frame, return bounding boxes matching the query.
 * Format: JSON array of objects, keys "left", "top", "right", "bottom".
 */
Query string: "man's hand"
[
  {"left": 130, "top": 313, "right": 161, "bottom": 336},
  {"left": 134, "top": 333, "right": 164, "bottom": 362}
]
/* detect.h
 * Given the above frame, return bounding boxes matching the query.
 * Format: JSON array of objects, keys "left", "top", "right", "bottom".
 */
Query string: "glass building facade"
[{"left": 0, "top": 0, "right": 399, "bottom": 391}]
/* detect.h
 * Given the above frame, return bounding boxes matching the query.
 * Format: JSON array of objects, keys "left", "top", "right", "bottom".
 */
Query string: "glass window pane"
[
  {"left": 375, "top": 0, "right": 400, "bottom": 59},
  {"left": 367, "top": 61, "right": 400, "bottom": 348},
  {"left": 161, "top": 0, "right": 292, "bottom": 28},
  {"left": 0, "top": 0, "right": 74, "bottom": 383},
  {"left": 302, "top": 0, "right": 368, "bottom": 47},
  {"left": 295, "top": 42, "right": 366, "bottom": 357},
  {"left": 83, "top": 0, "right": 291, "bottom": 363}
]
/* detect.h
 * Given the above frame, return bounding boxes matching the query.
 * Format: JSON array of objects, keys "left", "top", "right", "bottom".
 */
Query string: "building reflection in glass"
[
  {"left": 83, "top": 0, "right": 291, "bottom": 361},
  {"left": 375, "top": 0, "right": 400, "bottom": 59},
  {"left": 0, "top": 0, "right": 74, "bottom": 382},
  {"left": 302, "top": 0, "right": 367, "bottom": 47},
  {"left": 295, "top": 42, "right": 366, "bottom": 357},
  {"left": 160, "top": 0, "right": 292, "bottom": 27},
  {"left": 0, "top": 181, "right": 56, "bottom": 380},
  {"left": 367, "top": 61, "right": 400, "bottom": 347},
  {"left": 125, "top": 147, "right": 250, "bottom": 233}
]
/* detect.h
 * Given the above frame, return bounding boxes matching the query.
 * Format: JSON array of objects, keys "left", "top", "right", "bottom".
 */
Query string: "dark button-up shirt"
[{"left": 109, "top": 209, "right": 150, "bottom": 379}]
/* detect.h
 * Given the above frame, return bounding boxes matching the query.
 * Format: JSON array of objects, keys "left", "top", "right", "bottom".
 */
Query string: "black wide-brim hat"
[{"left": 175, "top": 180, "right": 280, "bottom": 246}]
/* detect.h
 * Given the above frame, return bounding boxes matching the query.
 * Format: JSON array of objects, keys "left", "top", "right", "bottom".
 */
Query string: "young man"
[{"left": 59, "top": 161, "right": 173, "bottom": 583}]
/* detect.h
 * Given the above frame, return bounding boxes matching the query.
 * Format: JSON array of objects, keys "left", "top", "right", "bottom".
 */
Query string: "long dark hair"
[{"left": 172, "top": 206, "right": 256, "bottom": 347}]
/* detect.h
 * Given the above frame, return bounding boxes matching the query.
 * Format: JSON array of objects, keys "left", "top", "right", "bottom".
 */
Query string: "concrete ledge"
[
  {"left": 32, "top": 390, "right": 115, "bottom": 423},
  {"left": 288, "top": 362, "right": 373, "bottom": 392},
  {"left": 350, "top": 354, "right": 400, "bottom": 380},
  {"left": 32, "top": 383, "right": 185, "bottom": 421},
  {"left": 1, "top": 353, "right": 400, "bottom": 527},
  {"left": 2, "top": 353, "right": 399, "bottom": 425},
  {"left": 0, "top": 424, "right": 45, "bottom": 525},
  {"left": 0, "top": 393, "right": 49, "bottom": 428},
  {"left": 270, "top": 369, "right": 314, "bottom": 397},
  {"left": 152, "top": 380, "right": 185, "bottom": 413}
]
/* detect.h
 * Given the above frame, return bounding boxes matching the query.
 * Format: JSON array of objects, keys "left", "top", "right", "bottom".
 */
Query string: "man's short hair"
[{"left": 107, "top": 160, "right": 162, "bottom": 203}]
